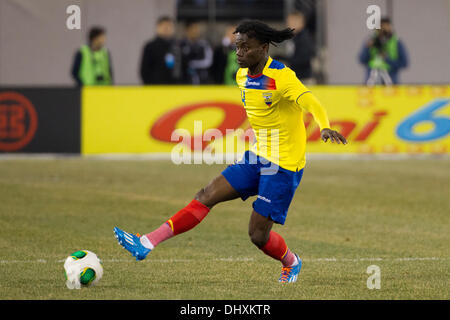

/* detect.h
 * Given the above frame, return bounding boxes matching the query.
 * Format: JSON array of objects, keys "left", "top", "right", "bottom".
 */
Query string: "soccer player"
[{"left": 114, "top": 20, "right": 347, "bottom": 283}]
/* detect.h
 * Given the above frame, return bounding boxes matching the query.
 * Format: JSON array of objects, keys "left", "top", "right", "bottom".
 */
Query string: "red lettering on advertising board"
[
  {"left": 151, "top": 102, "right": 387, "bottom": 149},
  {"left": 304, "top": 110, "right": 387, "bottom": 142},
  {"left": 0, "top": 92, "right": 38, "bottom": 152},
  {"left": 353, "top": 111, "right": 387, "bottom": 141},
  {"left": 150, "top": 101, "right": 246, "bottom": 151}
]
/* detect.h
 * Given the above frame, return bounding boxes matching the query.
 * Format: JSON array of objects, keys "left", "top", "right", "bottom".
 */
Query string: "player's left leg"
[
  {"left": 249, "top": 165, "right": 304, "bottom": 283},
  {"left": 248, "top": 210, "right": 301, "bottom": 283}
]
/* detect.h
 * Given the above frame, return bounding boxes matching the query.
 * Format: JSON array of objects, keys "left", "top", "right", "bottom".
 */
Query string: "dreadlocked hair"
[{"left": 234, "top": 20, "right": 294, "bottom": 46}]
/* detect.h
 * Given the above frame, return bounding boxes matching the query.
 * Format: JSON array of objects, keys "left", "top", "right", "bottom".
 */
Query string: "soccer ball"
[{"left": 64, "top": 250, "right": 103, "bottom": 289}]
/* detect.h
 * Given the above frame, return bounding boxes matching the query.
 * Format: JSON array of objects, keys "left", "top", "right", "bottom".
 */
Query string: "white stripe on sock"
[{"left": 140, "top": 236, "right": 154, "bottom": 250}]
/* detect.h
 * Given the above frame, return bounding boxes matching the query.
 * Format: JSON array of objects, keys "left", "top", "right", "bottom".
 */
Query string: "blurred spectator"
[
  {"left": 210, "top": 24, "right": 239, "bottom": 85},
  {"left": 180, "top": 21, "right": 213, "bottom": 84},
  {"left": 71, "top": 26, "right": 113, "bottom": 86},
  {"left": 140, "top": 16, "right": 180, "bottom": 84},
  {"left": 358, "top": 17, "right": 409, "bottom": 85},
  {"left": 285, "top": 11, "right": 315, "bottom": 83}
]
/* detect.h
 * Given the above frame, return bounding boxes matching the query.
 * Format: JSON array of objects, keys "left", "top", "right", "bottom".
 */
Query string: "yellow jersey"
[{"left": 236, "top": 56, "right": 330, "bottom": 171}]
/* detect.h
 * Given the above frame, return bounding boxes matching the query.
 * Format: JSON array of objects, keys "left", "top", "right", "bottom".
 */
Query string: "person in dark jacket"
[
  {"left": 285, "top": 12, "right": 315, "bottom": 82},
  {"left": 140, "top": 16, "right": 180, "bottom": 84},
  {"left": 71, "top": 26, "right": 113, "bottom": 86},
  {"left": 358, "top": 17, "right": 408, "bottom": 85},
  {"left": 179, "top": 21, "right": 213, "bottom": 84},
  {"left": 210, "top": 24, "right": 240, "bottom": 85}
]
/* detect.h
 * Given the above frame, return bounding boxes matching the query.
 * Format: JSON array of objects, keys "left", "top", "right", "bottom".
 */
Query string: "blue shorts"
[{"left": 221, "top": 151, "right": 303, "bottom": 225}]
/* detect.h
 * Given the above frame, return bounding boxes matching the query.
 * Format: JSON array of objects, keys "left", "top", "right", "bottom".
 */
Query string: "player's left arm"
[
  {"left": 297, "top": 92, "right": 347, "bottom": 144},
  {"left": 282, "top": 69, "right": 347, "bottom": 145}
]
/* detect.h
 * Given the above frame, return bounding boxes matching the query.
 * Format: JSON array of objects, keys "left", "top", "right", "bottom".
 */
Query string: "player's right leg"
[
  {"left": 113, "top": 227, "right": 150, "bottom": 261},
  {"left": 114, "top": 174, "right": 241, "bottom": 260}
]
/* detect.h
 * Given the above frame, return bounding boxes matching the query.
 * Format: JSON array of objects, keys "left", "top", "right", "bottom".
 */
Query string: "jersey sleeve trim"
[{"left": 295, "top": 91, "right": 312, "bottom": 105}]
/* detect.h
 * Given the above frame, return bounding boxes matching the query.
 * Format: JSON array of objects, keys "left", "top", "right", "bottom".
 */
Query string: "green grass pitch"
[{"left": 0, "top": 157, "right": 448, "bottom": 299}]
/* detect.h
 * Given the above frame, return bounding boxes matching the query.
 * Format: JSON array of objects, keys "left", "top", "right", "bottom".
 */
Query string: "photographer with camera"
[
  {"left": 71, "top": 26, "right": 114, "bottom": 86},
  {"left": 358, "top": 17, "right": 408, "bottom": 85}
]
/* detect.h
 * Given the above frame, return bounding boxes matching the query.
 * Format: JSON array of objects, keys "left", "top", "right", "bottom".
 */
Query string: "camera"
[{"left": 373, "top": 34, "right": 386, "bottom": 50}]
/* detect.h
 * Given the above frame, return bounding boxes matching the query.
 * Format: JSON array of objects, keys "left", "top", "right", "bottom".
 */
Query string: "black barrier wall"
[{"left": 0, "top": 88, "right": 80, "bottom": 153}]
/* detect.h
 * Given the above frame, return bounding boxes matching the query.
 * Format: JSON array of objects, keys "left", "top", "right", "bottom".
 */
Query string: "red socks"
[
  {"left": 167, "top": 199, "right": 210, "bottom": 235},
  {"left": 144, "top": 222, "right": 173, "bottom": 249},
  {"left": 261, "top": 231, "right": 298, "bottom": 267},
  {"left": 144, "top": 200, "right": 297, "bottom": 267},
  {"left": 143, "top": 199, "right": 210, "bottom": 248}
]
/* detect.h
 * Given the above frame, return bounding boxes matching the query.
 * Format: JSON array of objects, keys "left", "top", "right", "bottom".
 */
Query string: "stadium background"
[
  {"left": 0, "top": 0, "right": 449, "bottom": 155},
  {"left": 0, "top": 0, "right": 449, "bottom": 300}
]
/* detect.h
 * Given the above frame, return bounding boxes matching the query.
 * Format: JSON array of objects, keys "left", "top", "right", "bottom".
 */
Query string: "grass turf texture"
[{"left": 0, "top": 158, "right": 448, "bottom": 299}]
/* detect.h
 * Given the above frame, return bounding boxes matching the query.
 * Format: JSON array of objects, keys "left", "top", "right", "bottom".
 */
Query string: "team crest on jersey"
[{"left": 262, "top": 92, "right": 273, "bottom": 106}]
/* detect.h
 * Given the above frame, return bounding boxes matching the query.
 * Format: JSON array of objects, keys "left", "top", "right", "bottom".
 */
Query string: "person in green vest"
[
  {"left": 71, "top": 26, "right": 113, "bottom": 86},
  {"left": 358, "top": 17, "right": 408, "bottom": 85}
]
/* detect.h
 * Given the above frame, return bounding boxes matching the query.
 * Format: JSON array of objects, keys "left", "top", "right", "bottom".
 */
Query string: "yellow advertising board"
[{"left": 82, "top": 85, "right": 450, "bottom": 155}]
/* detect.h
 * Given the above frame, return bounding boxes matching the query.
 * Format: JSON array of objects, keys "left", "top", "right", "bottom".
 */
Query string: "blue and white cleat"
[
  {"left": 279, "top": 254, "right": 302, "bottom": 283},
  {"left": 113, "top": 227, "right": 151, "bottom": 261}
]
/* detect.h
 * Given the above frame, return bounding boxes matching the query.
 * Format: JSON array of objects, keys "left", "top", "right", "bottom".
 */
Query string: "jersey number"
[{"left": 241, "top": 89, "right": 246, "bottom": 106}]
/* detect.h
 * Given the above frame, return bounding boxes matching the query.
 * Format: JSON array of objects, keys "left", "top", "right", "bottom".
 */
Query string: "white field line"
[{"left": 1, "top": 257, "right": 448, "bottom": 264}]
